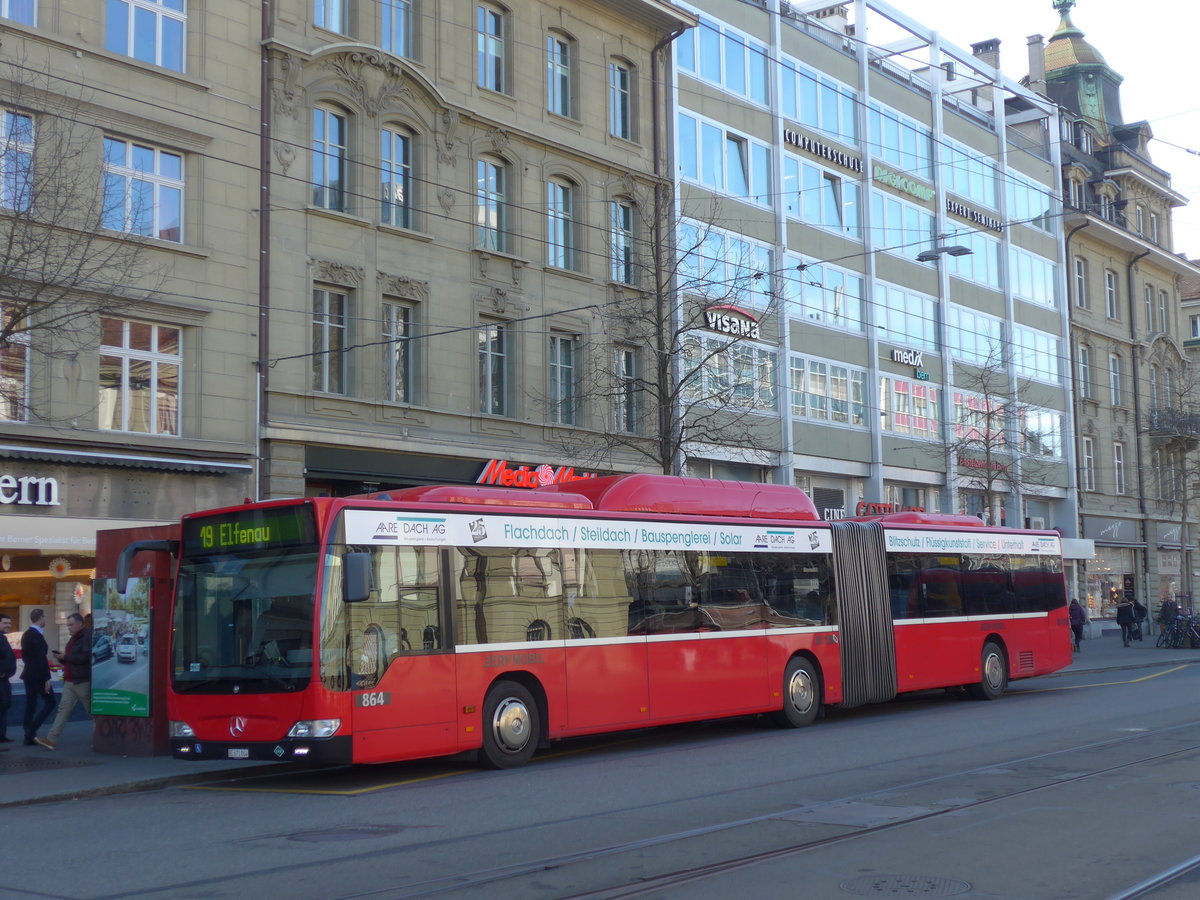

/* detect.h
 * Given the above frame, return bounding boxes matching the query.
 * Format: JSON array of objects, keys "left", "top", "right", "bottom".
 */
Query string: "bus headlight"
[
  {"left": 170, "top": 721, "right": 196, "bottom": 738},
  {"left": 287, "top": 719, "right": 341, "bottom": 738}
]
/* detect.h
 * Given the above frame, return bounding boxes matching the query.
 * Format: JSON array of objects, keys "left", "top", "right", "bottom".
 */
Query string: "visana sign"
[
  {"left": 0, "top": 474, "right": 61, "bottom": 506},
  {"left": 704, "top": 305, "right": 761, "bottom": 340}
]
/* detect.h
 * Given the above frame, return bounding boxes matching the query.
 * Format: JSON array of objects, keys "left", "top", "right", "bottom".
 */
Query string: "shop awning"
[{"left": 0, "top": 445, "right": 251, "bottom": 475}]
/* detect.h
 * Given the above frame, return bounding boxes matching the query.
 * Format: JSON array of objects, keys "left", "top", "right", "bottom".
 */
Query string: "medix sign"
[{"left": 477, "top": 459, "right": 598, "bottom": 489}]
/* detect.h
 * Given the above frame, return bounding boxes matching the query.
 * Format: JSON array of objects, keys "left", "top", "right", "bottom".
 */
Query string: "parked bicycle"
[{"left": 1156, "top": 614, "right": 1200, "bottom": 649}]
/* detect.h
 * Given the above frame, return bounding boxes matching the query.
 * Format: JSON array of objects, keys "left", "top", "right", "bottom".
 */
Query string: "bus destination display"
[{"left": 183, "top": 505, "right": 315, "bottom": 554}]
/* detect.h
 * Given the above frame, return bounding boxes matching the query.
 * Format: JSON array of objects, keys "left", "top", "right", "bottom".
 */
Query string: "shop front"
[
  {"left": 0, "top": 447, "right": 251, "bottom": 653},
  {"left": 1081, "top": 515, "right": 1143, "bottom": 621}
]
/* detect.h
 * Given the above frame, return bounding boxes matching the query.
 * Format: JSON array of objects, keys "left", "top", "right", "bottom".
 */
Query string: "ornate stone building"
[
  {"left": 259, "top": 1, "right": 693, "bottom": 497},
  {"left": 1032, "top": 0, "right": 1200, "bottom": 616}
]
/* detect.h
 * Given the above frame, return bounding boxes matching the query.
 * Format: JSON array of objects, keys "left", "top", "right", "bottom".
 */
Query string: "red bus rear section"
[{"left": 122, "top": 475, "right": 1070, "bottom": 768}]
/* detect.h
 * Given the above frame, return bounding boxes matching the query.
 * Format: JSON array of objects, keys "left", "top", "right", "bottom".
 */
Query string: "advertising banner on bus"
[
  {"left": 343, "top": 511, "right": 834, "bottom": 555},
  {"left": 883, "top": 529, "right": 1061, "bottom": 556}
]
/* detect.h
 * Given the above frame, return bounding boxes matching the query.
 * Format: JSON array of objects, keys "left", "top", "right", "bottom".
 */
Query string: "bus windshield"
[{"left": 172, "top": 505, "right": 319, "bottom": 694}]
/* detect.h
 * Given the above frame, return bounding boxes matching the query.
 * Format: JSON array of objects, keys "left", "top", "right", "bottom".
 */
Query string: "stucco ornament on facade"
[
  {"left": 324, "top": 50, "right": 413, "bottom": 118},
  {"left": 273, "top": 51, "right": 303, "bottom": 119},
  {"left": 439, "top": 109, "right": 460, "bottom": 167},
  {"left": 310, "top": 258, "right": 364, "bottom": 287},
  {"left": 378, "top": 273, "right": 429, "bottom": 301}
]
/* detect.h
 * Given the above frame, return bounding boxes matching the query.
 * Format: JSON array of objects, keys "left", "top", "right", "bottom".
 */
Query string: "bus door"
[{"left": 347, "top": 546, "right": 457, "bottom": 763}]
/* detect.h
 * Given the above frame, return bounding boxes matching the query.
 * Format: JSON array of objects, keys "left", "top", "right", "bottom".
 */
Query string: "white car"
[{"left": 117, "top": 634, "right": 138, "bottom": 663}]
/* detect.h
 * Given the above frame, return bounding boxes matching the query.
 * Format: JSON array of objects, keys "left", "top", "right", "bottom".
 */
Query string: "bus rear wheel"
[
  {"left": 479, "top": 681, "right": 540, "bottom": 769},
  {"left": 772, "top": 657, "right": 820, "bottom": 727},
  {"left": 968, "top": 641, "right": 1008, "bottom": 701}
]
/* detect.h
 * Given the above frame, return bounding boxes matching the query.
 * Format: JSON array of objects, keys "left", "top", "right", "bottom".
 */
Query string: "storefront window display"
[{"left": 1084, "top": 546, "right": 1138, "bottom": 619}]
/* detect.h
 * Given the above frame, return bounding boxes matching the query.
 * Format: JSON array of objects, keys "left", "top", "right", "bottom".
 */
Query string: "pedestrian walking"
[
  {"left": 1115, "top": 594, "right": 1136, "bottom": 647},
  {"left": 20, "top": 607, "right": 57, "bottom": 745},
  {"left": 1069, "top": 599, "right": 1086, "bottom": 652},
  {"left": 0, "top": 613, "right": 16, "bottom": 749},
  {"left": 38, "top": 612, "right": 92, "bottom": 751},
  {"left": 1133, "top": 598, "right": 1148, "bottom": 641}
]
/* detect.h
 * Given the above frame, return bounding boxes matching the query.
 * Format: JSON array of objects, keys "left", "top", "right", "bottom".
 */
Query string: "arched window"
[
  {"left": 546, "top": 177, "right": 577, "bottom": 269},
  {"left": 546, "top": 31, "right": 576, "bottom": 117},
  {"left": 380, "top": 125, "right": 413, "bottom": 228},
  {"left": 476, "top": 155, "right": 508, "bottom": 251}
]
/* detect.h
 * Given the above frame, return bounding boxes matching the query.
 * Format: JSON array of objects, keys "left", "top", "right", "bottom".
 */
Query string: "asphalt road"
[{"left": 6, "top": 661, "right": 1200, "bottom": 899}]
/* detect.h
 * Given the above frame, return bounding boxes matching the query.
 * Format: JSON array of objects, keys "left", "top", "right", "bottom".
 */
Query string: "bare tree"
[
  {"left": 548, "top": 182, "right": 783, "bottom": 475},
  {"left": 0, "top": 57, "right": 165, "bottom": 420},
  {"left": 1142, "top": 365, "right": 1200, "bottom": 609},
  {"left": 931, "top": 351, "right": 1062, "bottom": 524}
]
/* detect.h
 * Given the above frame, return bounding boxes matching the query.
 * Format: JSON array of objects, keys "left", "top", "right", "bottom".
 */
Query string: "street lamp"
[{"left": 917, "top": 244, "right": 973, "bottom": 262}]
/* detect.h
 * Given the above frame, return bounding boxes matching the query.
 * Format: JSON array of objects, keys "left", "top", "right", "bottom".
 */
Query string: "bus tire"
[
  {"left": 968, "top": 641, "right": 1007, "bottom": 701},
  {"left": 479, "top": 681, "right": 540, "bottom": 769},
  {"left": 771, "top": 657, "right": 821, "bottom": 727}
]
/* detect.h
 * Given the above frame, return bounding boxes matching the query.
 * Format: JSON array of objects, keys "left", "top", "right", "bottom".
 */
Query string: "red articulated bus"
[{"left": 117, "top": 474, "right": 1071, "bottom": 768}]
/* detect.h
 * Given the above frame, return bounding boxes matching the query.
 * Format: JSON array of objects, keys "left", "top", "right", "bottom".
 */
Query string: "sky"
[{"left": 876, "top": 0, "right": 1200, "bottom": 261}]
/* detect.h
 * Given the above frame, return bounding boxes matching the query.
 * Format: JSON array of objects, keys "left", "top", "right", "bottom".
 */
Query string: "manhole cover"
[
  {"left": 840, "top": 875, "right": 972, "bottom": 897},
  {"left": 286, "top": 825, "right": 405, "bottom": 843},
  {"left": 0, "top": 757, "right": 97, "bottom": 772}
]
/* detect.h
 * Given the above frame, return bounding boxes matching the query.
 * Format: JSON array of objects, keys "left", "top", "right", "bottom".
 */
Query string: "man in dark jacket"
[
  {"left": 39, "top": 612, "right": 91, "bottom": 751},
  {"left": 20, "top": 607, "right": 56, "bottom": 746},
  {"left": 0, "top": 613, "right": 16, "bottom": 747}
]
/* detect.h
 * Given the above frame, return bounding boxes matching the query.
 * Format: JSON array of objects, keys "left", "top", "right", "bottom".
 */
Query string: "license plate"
[{"left": 227, "top": 748, "right": 250, "bottom": 759}]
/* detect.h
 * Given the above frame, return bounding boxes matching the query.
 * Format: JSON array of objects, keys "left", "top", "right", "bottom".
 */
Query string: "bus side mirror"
[{"left": 343, "top": 552, "right": 372, "bottom": 603}]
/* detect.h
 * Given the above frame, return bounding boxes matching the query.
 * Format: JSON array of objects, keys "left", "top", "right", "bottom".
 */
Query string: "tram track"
[{"left": 325, "top": 718, "right": 1200, "bottom": 900}]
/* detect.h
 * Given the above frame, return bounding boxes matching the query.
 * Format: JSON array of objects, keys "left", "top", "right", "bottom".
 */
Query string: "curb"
[{"left": 0, "top": 760, "right": 315, "bottom": 809}]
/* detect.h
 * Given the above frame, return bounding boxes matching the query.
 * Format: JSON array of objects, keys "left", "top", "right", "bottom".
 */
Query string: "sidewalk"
[{"left": 2, "top": 630, "right": 1196, "bottom": 808}]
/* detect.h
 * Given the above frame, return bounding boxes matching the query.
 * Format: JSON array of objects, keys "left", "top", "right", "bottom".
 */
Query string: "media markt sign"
[{"left": 477, "top": 459, "right": 598, "bottom": 489}]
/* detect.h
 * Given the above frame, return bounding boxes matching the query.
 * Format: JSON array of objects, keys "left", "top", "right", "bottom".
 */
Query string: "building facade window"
[
  {"left": 312, "top": 288, "right": 348, "bottom": 394},
  {"left": 382, "top": 0, "right": 411, "bottom": 58},
  {"left": 1192, "top": 314, "right": 1200, "bottom": 340},
  {"left": 312, "top": 106, "right": 347, "bottom": 211},
  {"left": 1, "top": 110, "right": 33, "bottom": 212},
  {"left": 609, "top": 61, "right": 633, "bottom": 140},
  {"left": 383, "top": 302, "right": 411, "bottom": 403},
  {"left": 1066, "top": 177, "right": 1084, "bottom": 209},
  {"left": 1073, "top": 257, "right": 1087, "bottom": 308},
  {"left": 475, "top": 156, "right": 507, "bottom": 252},
  {"left": 546, "top": 33, "right": 573, "bottom": 118},
  {"left": 677, "top": 112, "right": 771, "bottom": 206},
  {"left": 1149, "top": 364, "right": 1159, "bottom": 411},
  {"left": 1009, "top": 246, "right": 1057, "bottom": 307},
  {"left": 0, "top": 306, "right": 28, "bottom": 422},
  {"left": 1114, "top": 442, "right": 1126, "bottom": 495},
  {"left": 546, "top": 178, "right": 576, "bottom": 270},
  {"left": 784, "top": 260, "right": 865, "bottom": 334},
  {"left": 783, "top": 155, "right": 859, "bottom": 237},
  {"left": 1150, "top": 213, "right": 1159, "bottom": 244},
  {"left": 106, "top": 0, "right": 185, "bottom": 72},
  {"left": 314, "top": 0, "right": 346, "bottom": 33},
  {"left": 1135, "top": 206, "right": 1145, "bottom": 235},
  {"left": 870, "top": 190, "right": 935, "bottom": 260},
  {"left": 782, "top": 64, "right": 860, "bottom": 148},
  {"left": 1081, "top": 436, "right": 1095, "bottom": 491},
  {"left": 1108, "top": 353, "right": 1122, "bottom": 406},
  {"left": 683, "top": 335, "right": 777, "bottom": 411},
  {"left": 380, "top": 126, "right": 412, "bottom": 228},
  {"left": 1013, "top": 325, "right": 1061, "bottom": 384},
  {"left": 677, "top": 16, "right": 768, "bottom": 105},
  {"left": 944, "top": 139, "right": 997, "bottom": 209},
  {"left": 1, "top": 0, "right": 34, "bottom": 25},
  {"left": 610, "top": 199, "right": 635, "bottom": 284},
  {"left": 1078, "top": 345, "right": 1093, "bottom": 400},
  {"left": 1020, "top": 408, "right": 1063, "bottom": 458},
  {"left": 876, "top": 281, "right": 937, "bottom": 350},
  {"left": 1104, "top": 270, "right": 1119, "bottom": 319},
  {"left": 880, "top": 376, "right": 940, "bottom": 439},
  {"left": 948, "top": 305, "right": 1002, "bottom": 364},
  {"left": 1159, "top": 290, "right": 1170, "bottom": 335},
  {"left": 678, "top": 221, "right": 772, "bottom": 308},
  {"left": 1144, "top": 284, "right": 1155, "bottom": 332},
  {"left": 476, "top": 3, "right": 506, "bottom": 93},
  {"left": 102, "top": 137, "right": 183, "bottom": 242},
  {"left": 790, "top": 356, "right": 867, "bottom": 427},
  {"left": 549, "top": 334, "right": 576, "bottom": 425},
  {"left": 952, "top": 390, "right": 1004, "bottom": 445},
  {"left": 614, "top": 347, "right": 637, "bottom": 433},
  {"left": 478, "top": 320, "right": 507, "bottom": 415},
  {"left": 868, "top": 102, "right": 932, "bottom": 178},
  {"left": 99, "top": 317, "right": 180, "bottom": 435}
]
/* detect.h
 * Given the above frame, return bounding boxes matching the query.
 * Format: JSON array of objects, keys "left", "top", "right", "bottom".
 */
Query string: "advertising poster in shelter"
[{"left": 90, "top": 577, "right": 150, "bottom": 716}]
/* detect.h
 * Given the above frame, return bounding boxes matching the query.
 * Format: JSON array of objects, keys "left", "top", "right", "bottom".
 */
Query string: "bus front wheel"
[
  {"left": 479, "top": 681, "right": 540, "bottom": 769},
  {"left": 772, "top": 657, "right": 821, "bottom": 727},
  {"left": 968, "top": 641, "right": 1008, "bottom": 701}
]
